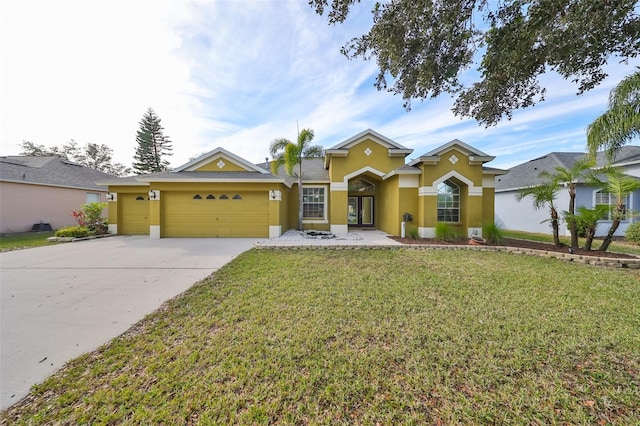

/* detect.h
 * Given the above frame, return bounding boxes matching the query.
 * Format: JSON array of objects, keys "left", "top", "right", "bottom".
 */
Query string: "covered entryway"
[
  {"left": 119, "top": 193, "right": 149, "bottom": 235},
  {"left": 347, "top": 177, "right": 377, "bottom": 228},
  {"left": 348, "top": 196, "right": 374, "bottom": 227},
  {"left": 161, "top": 191, "right": 269, "bottom": 237}
]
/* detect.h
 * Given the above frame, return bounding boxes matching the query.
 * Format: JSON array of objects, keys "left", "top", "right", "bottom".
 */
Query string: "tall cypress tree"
[{"left": 133, "top": 107, "right": 173, "bottom": 174}]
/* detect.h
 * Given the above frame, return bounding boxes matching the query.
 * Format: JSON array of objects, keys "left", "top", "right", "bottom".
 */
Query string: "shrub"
[
  {"left": 482, "top": 222, "right": 505, "bottom": 244},
  {"left": 55, "top": 226, "right": 90, "bottom": 238},
  {"left": 625, "top": 222, "right": 640, "bottom": 245},
  {"left": 407, "top": 227, "right": 420, "bottom": 240},
  {"left": 72, "top": 202, "right": 108, "bottom": 235},
  {"left": 435, "top": 222, "right": 457, "bottom": 241}
]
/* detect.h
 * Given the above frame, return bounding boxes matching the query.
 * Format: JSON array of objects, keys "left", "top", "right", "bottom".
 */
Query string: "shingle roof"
[
  {"left": 594, "top": 145, "right": 640, "bottom": 167},
  {"left": 258, "top": 158, "right": 329, "bottom": 185},
  {"left": 495, "top": 152, "right": 585, "bottom": 191},
  {"left": 0, "top": 156, "right": 114, "bottom": 191}
]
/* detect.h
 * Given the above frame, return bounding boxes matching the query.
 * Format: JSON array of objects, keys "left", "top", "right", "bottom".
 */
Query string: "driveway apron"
[{"left": 0, "top": 235, "right": 260, "bottom": 409}]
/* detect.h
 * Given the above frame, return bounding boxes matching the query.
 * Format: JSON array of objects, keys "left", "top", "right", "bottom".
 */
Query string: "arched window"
[
  {"left": 232, "top": 194, "right": 242, "bottom": 199},
  {"left": 135, "top": 196, "right": 145, "bottom": 201},
  {"left": 437, "top": 180, "right": 460, "bottom": 222},
  {"left": 219, "top": 194, "right": 229, "bottom": 199},
  {"left": 206, "top": 194, "right": 215, "bottom": 199},
  {"left": 193, "top": 194, "right": 202, "bottom": 200}
]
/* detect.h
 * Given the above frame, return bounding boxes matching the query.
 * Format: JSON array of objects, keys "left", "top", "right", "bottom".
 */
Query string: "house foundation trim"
[
  {"left": 108, "top": 224, "right": 118, "bottom": 234},
  {"left": 269, "top": 225, "right": 282, "bottom": 238},
  {"left": 419, "top": 227, "right": 436, "bottom": 238},
  {"left": 331, "top": 224, "right": 348, "bottom": 234},
  {"left": 150, "top": 225, "right": 160, "bottom": 239}
]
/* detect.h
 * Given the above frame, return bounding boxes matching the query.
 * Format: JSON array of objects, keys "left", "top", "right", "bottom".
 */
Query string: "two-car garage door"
[{"left": 161, "top": 191, "right": 269, "bottom": 237}]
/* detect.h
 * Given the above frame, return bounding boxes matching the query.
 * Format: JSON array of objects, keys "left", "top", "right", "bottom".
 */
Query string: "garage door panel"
[
  {"left": 120, "top": 194, "right": 149, "bottom": 235},
  {"left": 162, "top": 191, "right": 268, "bottom": 237}
]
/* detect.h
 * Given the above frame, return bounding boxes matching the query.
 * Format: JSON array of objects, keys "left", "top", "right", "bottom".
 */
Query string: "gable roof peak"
[
  {"left": 327, "top": 129, "right": 412, "bottom": 151},
  {"left": 422, "top": 139, "right": 491, "bottom": 158},
  {"left": 173, "top": 146, "right": 269, "bottom": 174}
]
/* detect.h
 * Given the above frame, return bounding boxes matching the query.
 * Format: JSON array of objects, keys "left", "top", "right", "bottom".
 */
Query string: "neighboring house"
[
  {"left": 495, "top": 146, "right": 640, "bottom": 237},
  {"left": 101, "top": 129, "right": 506, "bottom": 239},
  {"left": 0, "top": 156, "right": 113, "bottom": 233}
]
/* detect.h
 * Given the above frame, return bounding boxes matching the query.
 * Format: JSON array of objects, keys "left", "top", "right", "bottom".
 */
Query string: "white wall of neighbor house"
[
  {"left": 0, "top": 182, "right": 107, "bottom": 233},
  {"left": 494, "top": 190, "right": 571, "bottom": 236}
]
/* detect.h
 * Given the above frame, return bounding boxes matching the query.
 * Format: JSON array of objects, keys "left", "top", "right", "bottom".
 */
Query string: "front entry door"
[{"left": 348, "top": 196, "right": 374, "bottom": 227}]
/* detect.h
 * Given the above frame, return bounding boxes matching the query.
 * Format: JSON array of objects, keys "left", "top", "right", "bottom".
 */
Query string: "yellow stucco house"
[{"left": 102, "top": 129, "right": 505, "bottom": 239}]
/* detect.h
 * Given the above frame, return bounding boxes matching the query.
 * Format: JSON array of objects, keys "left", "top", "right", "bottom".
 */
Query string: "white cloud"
[{"left": 1, "top": 0, "right": 638, "bottom": 173}]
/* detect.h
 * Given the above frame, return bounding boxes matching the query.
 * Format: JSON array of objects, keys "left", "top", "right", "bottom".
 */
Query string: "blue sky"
[{"left": 2, "top": 0, "right": 638, "bottom": 171}]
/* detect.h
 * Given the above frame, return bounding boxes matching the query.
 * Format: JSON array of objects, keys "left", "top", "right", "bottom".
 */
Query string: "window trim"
[{"left": 302, "top": 185, "right": 328, "bottom": 223}]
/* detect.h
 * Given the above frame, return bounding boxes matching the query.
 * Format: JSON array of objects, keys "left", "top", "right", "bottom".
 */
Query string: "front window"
[
  {"left": 303, "top": 187, "right": 326, "bottom": 219},
  {"left": 86, "top": 193, "right": 100, "bottom": 203},
  {"left": 437, "top": 180, "right": 460, "bottom": 222},
  {"left": 595, "top": 191, "right": 628, "bottom": 220}
]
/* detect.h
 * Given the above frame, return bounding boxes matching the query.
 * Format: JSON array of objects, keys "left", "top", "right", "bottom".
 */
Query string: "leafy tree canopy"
[
  {"left": 310, "top": 0, "right": 640, "bottom": 125},
  {"left": 133, "top": 107, "right": 173, "bottom": 174},
  {"left": 19, "top": 140, "right": 132, "bottom": 176}
]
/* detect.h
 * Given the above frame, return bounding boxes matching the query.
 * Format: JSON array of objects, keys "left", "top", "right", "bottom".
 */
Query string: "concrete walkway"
[
  {"left": 255, "top": 229, "right": 402, "bottom": 248},
  {"left": 0, "top": 236, "right": 260, "bottom": 409}
]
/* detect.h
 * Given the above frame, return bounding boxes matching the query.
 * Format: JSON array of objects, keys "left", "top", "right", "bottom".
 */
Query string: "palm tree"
[
  {"left": 541, "top": 157, "right": 594, "bottom": 252},
  {"left": 516, "top": 182, "right": 562, "bottom": 248},
  {"left": 575, "top": 205, "right": 610, "bottom": 251},
  {"left": 269, "top": 128, "right": 324, "bottom": 231},
  {"left": 587, "top": 69, "right": 640, "bottom": 161},
  {"left": 589, "top": 167, "right": 640, "bottom": 252}
]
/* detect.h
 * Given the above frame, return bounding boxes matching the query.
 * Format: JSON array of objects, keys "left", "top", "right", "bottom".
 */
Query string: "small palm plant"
[
  {"left": 516, "top": 182, "right": 562, "bottom": 248},
  {"left": 574, "top": 205, "right": 609, "bottom": 251}
]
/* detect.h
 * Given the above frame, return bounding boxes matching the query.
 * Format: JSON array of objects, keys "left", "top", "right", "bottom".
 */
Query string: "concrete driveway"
[{"left": 0, "top": 235, "right": 261, "bottom": 409}]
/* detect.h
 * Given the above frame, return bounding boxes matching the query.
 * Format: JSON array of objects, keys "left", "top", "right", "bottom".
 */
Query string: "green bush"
[
  {"left": 435, "top": 222, "right": 457, "bottom": 241},
  {"left": 72, "top": 202, "right": 108, "bottom": 235},
  {"left": 625, "top": 222, "right": 640, "bottom": 245},
  {"left": 55, "top": 226, "right": 90, "bottom": 238},
  {"left": 407, "top": 227, "right": 420, "bottom": 240},
  {"left": 482, "top": 222, "right": 505, "bottom": 244}
]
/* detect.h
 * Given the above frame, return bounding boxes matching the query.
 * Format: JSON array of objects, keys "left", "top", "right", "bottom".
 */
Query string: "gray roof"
[
  {"left": 496, "top": 147, "right": 640, "bottom": 191},
  {"left": 256, "top": 158, "right": 329, "bottom": 185},
  {"left": 594, "top": 145, "right": 640, "bottom": 167},
  {"left": 0, "top": 156, "right": 114, "bottom": 191},
  {"left": 495, "top": 152, "right": 585, "bottom": 191}
]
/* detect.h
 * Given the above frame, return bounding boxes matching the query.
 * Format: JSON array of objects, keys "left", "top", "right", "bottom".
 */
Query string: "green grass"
[
  {"left": 503, "top": 229, "right": 640, "bottom": 256},
  {"left": 0, "top": 232, "right": 55, "bottom": 252},
  {"left": 3, "top": 249, "right": 639, "bottom": 424}
]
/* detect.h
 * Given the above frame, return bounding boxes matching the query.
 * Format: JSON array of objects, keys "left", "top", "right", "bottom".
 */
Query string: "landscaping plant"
[
  {"left": 71, "top": 202, "right": 108, "bottom": 235},
  {"left": 625, "top": 222, "right": 640, "bottom": 245},
  {"left": 434, "top": 222, "right": 456, "bottom": 241},
  {"left": 482, "top": 222, "right": 504, "bottom": 244},
  {"left": 54, "top": 226, "right": 90, "bottom": 238}
]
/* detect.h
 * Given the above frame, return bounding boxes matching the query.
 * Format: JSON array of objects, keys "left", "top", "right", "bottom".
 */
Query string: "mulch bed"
[{"left": 388, "top": 237, "right": 637, "bottom": 259}]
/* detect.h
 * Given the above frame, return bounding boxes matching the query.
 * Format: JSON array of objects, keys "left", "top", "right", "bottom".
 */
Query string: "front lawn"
[
  {"left": 3, "top": 249, "right": 639, "bottom": 424},
  {"left": 0, "top": 232, "right": 55, "bottom": 252}
]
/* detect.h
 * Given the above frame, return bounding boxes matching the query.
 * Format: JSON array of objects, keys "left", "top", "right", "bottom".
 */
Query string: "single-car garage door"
[
  {"left": 120, "top": 193, "right": 149, "bottom": 235},
  {"left": 162, "top": 191, "right": 268, "bottom": 237}
]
